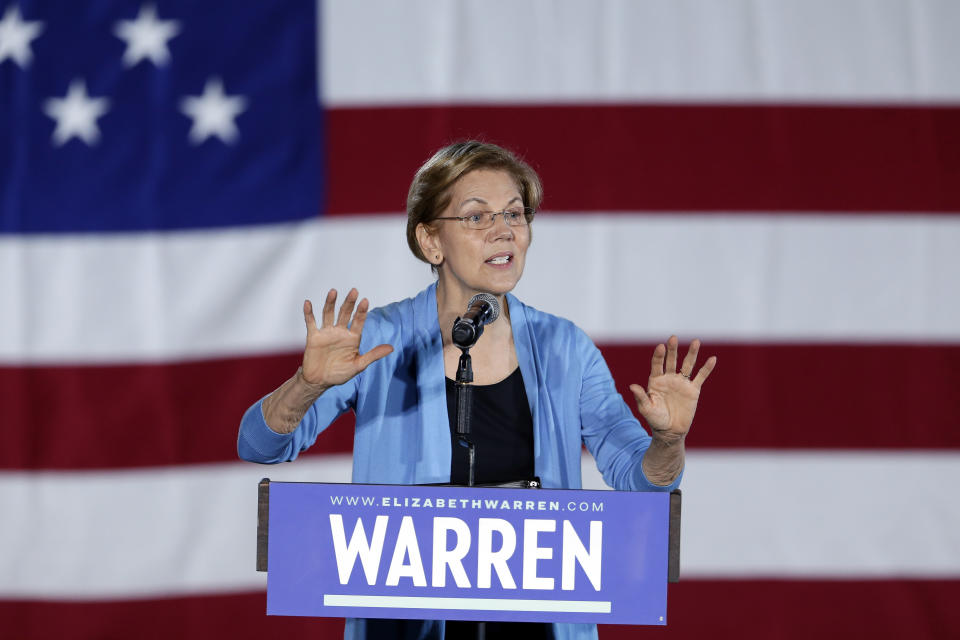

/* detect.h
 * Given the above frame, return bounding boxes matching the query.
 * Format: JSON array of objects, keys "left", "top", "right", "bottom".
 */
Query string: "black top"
[{"left": 446, "top": 367, "right": 535, "bottom": 485}]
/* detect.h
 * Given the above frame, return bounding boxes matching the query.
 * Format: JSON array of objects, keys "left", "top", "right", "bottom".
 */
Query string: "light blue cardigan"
[{"left": 238, "top": 282, "right": 681, "bottom": 640}]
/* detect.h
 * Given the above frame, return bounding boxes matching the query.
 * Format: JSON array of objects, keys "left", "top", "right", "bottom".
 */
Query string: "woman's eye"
[
  {"left": 504, "top": 211, "right": 522, "bottom": 221},
  {"left": 467, "top": 214, "right": 484, "bottom": 224}
]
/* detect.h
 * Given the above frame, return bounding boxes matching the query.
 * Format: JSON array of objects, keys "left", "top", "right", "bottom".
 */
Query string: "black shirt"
[{"left": 446, "top": 367, "right": 535, "bottom": 485}]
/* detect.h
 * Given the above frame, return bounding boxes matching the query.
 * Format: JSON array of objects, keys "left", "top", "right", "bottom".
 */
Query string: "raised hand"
[
  {"left": 629, "top": 336, "right": 716, "bottom": 444},
  {"left": 300, "top": 288, "right": 394, "bottom": 389}
]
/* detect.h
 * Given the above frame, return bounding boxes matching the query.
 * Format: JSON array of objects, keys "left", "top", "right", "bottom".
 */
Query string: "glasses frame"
[{"left": 434, "top": 206, "right": 536, "bottom": 230}]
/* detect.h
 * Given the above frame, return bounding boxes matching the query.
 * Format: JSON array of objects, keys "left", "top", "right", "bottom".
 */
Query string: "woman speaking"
[{"left": 238, "top": 141, "right": 716, "bottom": 640}]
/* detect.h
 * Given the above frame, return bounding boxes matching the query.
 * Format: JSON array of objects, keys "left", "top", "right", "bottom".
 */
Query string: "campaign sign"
[{"left": 266, "top": 482, "right": 670, "bottom": 625}]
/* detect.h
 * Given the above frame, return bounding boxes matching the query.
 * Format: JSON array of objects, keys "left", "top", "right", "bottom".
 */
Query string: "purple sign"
[{"left": 266, "top": 482, "right": 669, "bottom": 625}]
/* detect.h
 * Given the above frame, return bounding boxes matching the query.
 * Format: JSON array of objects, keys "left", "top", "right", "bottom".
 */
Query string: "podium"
[{"left": 256, "top": 479, "right": 681, "bottom": 626}]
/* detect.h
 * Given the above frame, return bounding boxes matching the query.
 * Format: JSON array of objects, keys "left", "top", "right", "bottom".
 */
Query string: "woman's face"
[{"left": 424, "top": 169, "right": 531, "bottom": 302}]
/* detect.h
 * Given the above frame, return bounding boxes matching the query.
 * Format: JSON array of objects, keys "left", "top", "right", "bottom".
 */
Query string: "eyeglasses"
[{"left": 435, "top": 207, "right": 535, "bottom": 231}]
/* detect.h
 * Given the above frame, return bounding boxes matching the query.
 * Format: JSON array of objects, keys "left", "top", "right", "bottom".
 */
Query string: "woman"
[{"left": 238, "top": 141, "right": 716, "bottom": 640}]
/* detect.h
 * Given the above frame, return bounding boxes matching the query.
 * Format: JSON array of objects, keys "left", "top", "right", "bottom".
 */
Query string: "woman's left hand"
[{"left": 630, "top": 336, "right": 716, "bottom": 444}]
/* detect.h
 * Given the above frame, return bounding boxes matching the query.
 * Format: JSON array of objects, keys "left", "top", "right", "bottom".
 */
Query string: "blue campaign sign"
[{"left": 266, "top": 482, "right": 670, "bottom": 625}]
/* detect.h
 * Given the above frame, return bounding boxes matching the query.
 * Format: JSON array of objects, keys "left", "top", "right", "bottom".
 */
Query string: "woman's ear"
[{"left": 416, "top": 222, "right": 441, "bottom": 265}]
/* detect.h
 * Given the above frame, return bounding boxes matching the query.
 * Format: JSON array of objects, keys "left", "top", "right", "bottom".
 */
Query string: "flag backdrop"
[{"left": 2, "top": 0, "right": 960, "bottom": 638}]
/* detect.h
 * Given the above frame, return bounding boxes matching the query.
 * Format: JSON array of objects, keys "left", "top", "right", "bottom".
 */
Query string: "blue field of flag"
[{"left": 0, "top": 1, "right": 320, "bottom": 233}]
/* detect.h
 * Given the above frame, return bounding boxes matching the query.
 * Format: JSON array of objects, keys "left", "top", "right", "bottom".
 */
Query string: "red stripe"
[
  {"left": 0, "top": 592, "right": 343, "bottom": 640},
  {"left": 326, "top": 104, "right": 960, "bottom": 214},
  {"left": 624, "top": 579, "right": 960, "bottom": 638},
  {"left": 2, "top": 343, "right": 958, "bottom": 470},
  {"left": 599, "top": 342, "right": 960, "bottom": 450},
  {"left": 2, "top": 580, "right": 958, "bottom": 639},
  {"left": 0, "top": 354, "right": 355, "bottom": 471}
]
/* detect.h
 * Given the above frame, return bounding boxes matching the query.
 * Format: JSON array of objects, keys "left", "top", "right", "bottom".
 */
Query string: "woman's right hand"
[{"left": 301, "top": 288, "right": 394, "bottom": 390}]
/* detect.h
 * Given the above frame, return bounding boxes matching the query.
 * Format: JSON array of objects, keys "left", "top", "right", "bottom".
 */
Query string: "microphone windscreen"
[{"left": 468, "top": 293, "right": 500, "bottom": 323}]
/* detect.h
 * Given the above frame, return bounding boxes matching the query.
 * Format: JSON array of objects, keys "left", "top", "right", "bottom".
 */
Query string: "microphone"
[{"left": 452, "top": 293, "right": 501, "bottom": 349}]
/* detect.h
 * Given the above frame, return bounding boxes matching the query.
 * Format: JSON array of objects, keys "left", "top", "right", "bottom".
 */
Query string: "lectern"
[{"left": 256, "top": 480, "right": 681, "bottom": 626}]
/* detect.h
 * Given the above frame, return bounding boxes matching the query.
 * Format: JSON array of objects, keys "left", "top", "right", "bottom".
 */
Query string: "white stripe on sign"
[
  {"left": 323, "top": 594, "right": 611, "bottom": 613},
  {"left": 2, "top": 451, "right": 959, "bottom": 599},
  {"left": 2, "top": 214, "right": 959, "bottom": 363},
  {"left": 321, "top": 0, "right": 960, "bottom": 105}
]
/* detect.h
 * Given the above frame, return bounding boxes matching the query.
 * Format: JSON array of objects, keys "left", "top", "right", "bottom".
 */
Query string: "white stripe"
[
  {"left": 0, "top": 457, "right": 353, "bottom": 600},
  {"left": 322, "top": 594, "right": 611, "bottom": 613},
  {"left": 526, "top": 215, "right": 960, "bottom": 344},
  {"left": 2, "top": 215, "right": 959, "bottom": 363},
  {"left": 1, "top": 452, "right": 958, "bottom": 599},
  {"left": 585, "top": 450, "right": 960, "bottom": 578},
  {"left": 321, "top": 0, "right": 960, "bottom": 105}
]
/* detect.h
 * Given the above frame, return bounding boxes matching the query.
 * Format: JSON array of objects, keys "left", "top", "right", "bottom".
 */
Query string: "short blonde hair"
[{"left": 406, "top": 141, "right": 543, "bottom": 265}]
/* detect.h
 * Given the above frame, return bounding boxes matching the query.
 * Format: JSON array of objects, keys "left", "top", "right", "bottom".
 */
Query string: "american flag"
[{"left": 2, "top": 1, "right": 959, "bottom": 638}]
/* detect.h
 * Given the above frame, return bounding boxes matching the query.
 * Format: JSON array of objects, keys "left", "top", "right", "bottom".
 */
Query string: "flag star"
[
  {"left": 179, "top": 77, "right": 248, "bottom": 145},
  {"left": 0, "top": 5, "right": 44, "bottom": 68},
  {"left": 113, "top": 3, "right": 180, "bottom": 68},
  {"left": 43, "top": 79, "right": 110, "bottom": 147}
]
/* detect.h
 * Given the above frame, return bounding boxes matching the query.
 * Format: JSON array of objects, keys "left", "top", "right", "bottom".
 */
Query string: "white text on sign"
[{"left": 329, "top": 515, "right": 603, "bottom": 591}]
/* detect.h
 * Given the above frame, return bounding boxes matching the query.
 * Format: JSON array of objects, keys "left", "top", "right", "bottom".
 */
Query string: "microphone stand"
[
  {"left": 452, "top": 301, "right": 492, "bottom": 640},
  {"left": 454, "top": 346, "right": 484, "bottom": 640},
  {"left": 454, "top": 346, "right": 476, "bottom": 487}
]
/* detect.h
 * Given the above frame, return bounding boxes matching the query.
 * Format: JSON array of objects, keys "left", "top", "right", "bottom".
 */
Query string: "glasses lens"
[
  {"left": 506, "top": 208, "right": 533, "bottom": 226},
  {"left": 463, "top": 213, "right": 490, "bottom": 230},
  {"left": 462, "top": 208, "right": 534, "bottom": 229}
]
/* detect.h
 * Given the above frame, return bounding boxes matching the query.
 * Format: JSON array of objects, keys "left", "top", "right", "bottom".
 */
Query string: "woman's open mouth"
[{"left": 485, "top": 252, "right": 513, "bottom": 266}]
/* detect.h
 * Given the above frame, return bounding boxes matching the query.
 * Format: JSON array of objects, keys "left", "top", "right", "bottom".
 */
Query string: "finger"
[
  {"left": 649, "top": 343, "right": 666, "bottom": 380},
  {"left": 664, "top": 335, "right": 679, "bottom": 374},
  {"left": 692, "top": 355, "right": 717, "bottom": 389},
  {"left": 337, "top": 288, "right": 359, "bottom": 326},
  {"left": 321, "top": 289, "right": 337, "bottom": 327},
  {"left": 303, "top": 299, "right": 318, "bottom": 334},
  {"left": 356, "top": 344, "right": 394, "bottom": 370},
  {"left": 680, "top": 338, "right": 701, "bottom": 377},
  {"left": 350, "top": 298, "right": 370, "bottom": 335},
  {"left": 629, "top": 383, "right": 651, "bottom": 410}
]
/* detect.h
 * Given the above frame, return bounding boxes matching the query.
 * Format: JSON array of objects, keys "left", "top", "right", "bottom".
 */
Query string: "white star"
[
  {"left": 113, "top": 3, "right": 180, "bottom": 68},
  {"left": 179, "top": 77, "right": 247, "bottom": 145},
  {"left": 43, "top": 79, "right": 111, "bottom": 147},
  {"left": 0, "top": 5, "right": 44, "bottom": 68}
]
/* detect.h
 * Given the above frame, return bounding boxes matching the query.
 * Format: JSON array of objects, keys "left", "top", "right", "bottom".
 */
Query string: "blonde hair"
[{"left": 406, "top": 141, "right": 543, "bottom": 265}]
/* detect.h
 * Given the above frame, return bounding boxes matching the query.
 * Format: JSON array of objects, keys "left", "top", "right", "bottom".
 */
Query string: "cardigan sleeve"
[
  {"left": 236, "top": 309, "right": 391, "bottom": 464},
  {"left": 576, "top": 330, "right": 682, "bottom": 492},
  {"left": 236, "top": 377, "right": 359, "bottom": 464}
]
